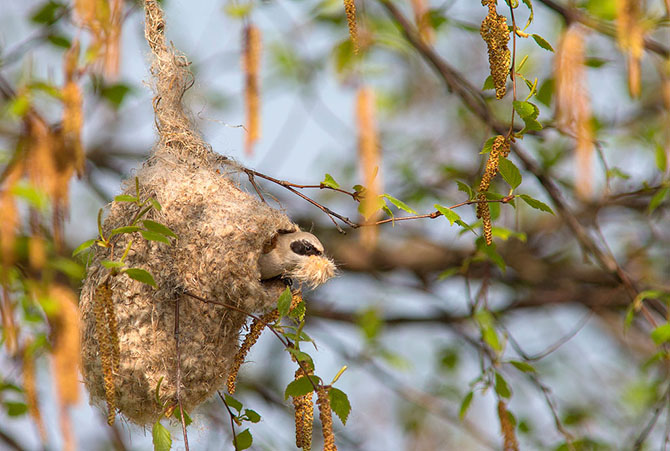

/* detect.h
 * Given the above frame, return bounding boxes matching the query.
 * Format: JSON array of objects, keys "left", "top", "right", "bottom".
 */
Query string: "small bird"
[{"left": 258, "top": 231, "right": 336, "bottom": 288}]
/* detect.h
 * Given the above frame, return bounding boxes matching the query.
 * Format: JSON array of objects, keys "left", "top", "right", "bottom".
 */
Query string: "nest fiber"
[{"left": 79, "top": 1, "right": 296, "bottom": 425}]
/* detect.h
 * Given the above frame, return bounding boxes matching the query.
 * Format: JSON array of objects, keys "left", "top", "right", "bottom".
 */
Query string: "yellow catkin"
[
  {"left": 477, "top": 135, "right": 509, "bottom": 245},
  {"left": 343, "top": 0, "right": 359, "bottom": 54},
  {"left": 104, "top": 0, "right": 122, "bottom": 78},
  {"left": 62, "top": 41, "right": 85, "bottom": 177},
  {"left": 356, "top": 87, "right": 381, "bottom": 249},
  {"left": 317, "top": 386, "right": 337, "bottom": 451},
  {"left": 293, "top": 368, "right": 314, "bottom": 450},
  {"left": 93, "top": 280, "right": 117, "bottom": 425},
  {"left": 28, "top": 236, "right": 47, "bottom": 271},
  {"left": 554, "top": 26, "right": 593, "bottom": 200},
  {"left": 616, "top": 0, "right": 644, "bottom": 98},
  {"left": 0, "top": 164, "right": 21, "bottom": 270},
  {"left": 23, "top": 344, "right": 47, "bottom": 443},
  {"left": 48, "top": 285, "right": 80, "bottom": 451},
  {"left": 411, "top": 0, "right": 434, "bottom": 44},
  {"left": 497, "top": 400, "right": 519, "bottom": 451},
  {"left": 243, "top": 24, "right": 261, "bottom": 156},
  {"left": 50, "top": 285, "right": 81, "bottom": 406},
  {"left": 226, "top": 309, "right": 280, "bottom": 394},
  {"left": 480, "top": 0, "right": 511, "bottom": 99}
]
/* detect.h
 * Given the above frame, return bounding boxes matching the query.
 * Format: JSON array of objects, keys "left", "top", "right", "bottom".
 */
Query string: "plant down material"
[{"left": 79, "top": 0, "right": 335, "bottom": 425}]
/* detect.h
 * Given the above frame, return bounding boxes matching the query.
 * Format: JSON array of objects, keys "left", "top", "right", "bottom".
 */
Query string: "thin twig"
[
  {"left": 509, "top": 311, "right": 593, "bottom": 362},
  {"left": 218, "top": 391, "right": 239, "bottom": 451},
  {"left": 378, "top": 0, "right": 659, "bottom": 327},
  {"left": 632, "top": 384, "right": 670, "bottom": 450},
  {"left": 508, "top": 2, "right": 518, "bottom": 138},
  {"left": 174, "top": 297, "right": 189, "bottom": 451},
  {"left": 536, "top": 0, "right": 669, "bottom": 58},
  {"left": 502, "top": 329, "right": 575, "bottom": 448}
]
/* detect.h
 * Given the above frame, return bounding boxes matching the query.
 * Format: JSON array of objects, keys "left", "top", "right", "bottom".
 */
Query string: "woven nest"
[{"left": 79, "top": 1, "right": 303, "bottom": 425}]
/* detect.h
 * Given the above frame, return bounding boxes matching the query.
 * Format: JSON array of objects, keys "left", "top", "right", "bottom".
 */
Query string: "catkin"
[
  {"left": 317, "top": 386, "right": 337, "bottom": 451},
  {"left": 293, "top": 368, "right": 315, "bottom": 450},
  {"left": 477, "top": 135, "right": 509, "bottom": 245},
  {"left": 480, "top": 0, "right": 511, "bottom": 99},
  {"left": 227, "top": 309, "right": 280, "bottom": 394}
]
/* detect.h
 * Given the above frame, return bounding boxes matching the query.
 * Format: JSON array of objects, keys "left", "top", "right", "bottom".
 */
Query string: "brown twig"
[
  {"left": 174, "top": 297, "right": 189, "bottom": 451},
  {"left": 377, "top": 0, "right": 659, "bottom": 326},
  {"left": 217, "top": 391, "right": 240, "bottom": 451},
  {"left": 536, "top": 0, "right": 669, "bottom": 58},
  {"left": 367, "top": 196, "right": 515, "bottom": 226}
]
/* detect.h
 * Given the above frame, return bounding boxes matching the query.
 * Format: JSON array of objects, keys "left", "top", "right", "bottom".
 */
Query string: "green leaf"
[
  {"left": 277, "top": 286, "right": 292, "bottom": 317},
  {"left": 651, "top": 324, "right": 670, "bottom": 346},
  {"left": 498, "top": 159, "right": 522, "bottom": 189},
  {"left": 357, "top": 308, "right": 382, "bottom": 342},
  {"left": 606, "top": 168, "right": 630, "bottom": 180},
  {"left": 100, "top": 83, "right": 132, "bottom": 109},
  {"left": 224, "top": 394, "right": 243, "bottom": 412},
  {"left": 513, "top": 100, "right": 537, "bottom": 119},
  {"left": 47, "top": 34, "right": 71, "bottom": 48},
  {"left": 172, "top": 407, "right": 192, "bottom": 426},
  {"left": 124, "top": 268, "right": 157, "bottom": 287},
  {"left": 244, "top": 409, "right": 261, "bottom": 423},
  {"left": 438, "top": 267, "right": 460, "bottom": 280},
  {"left": 148, "top": 198, "right": 162, "bottom": 211},
  {"left": 235, "top": 429, "right": 253, "bottom": 450},
  {"left": 459, "top": 391, "right": 474, "bottom": 420},
  {"left": 491, "top": 227, "right": 526, "bottom": 242},
  {"left": 286, "top": 348, "right": 314, "bottom": 368},
  {"left": 381, "top": 204, "right": 394, "bottom": 220},
  {"left": 152, "top": 421, "right": 172, "bottom": 451},
  {"left": 329, "top": 387, "right": 351, "bottom": 425},
  {"left": 481, "top": 136, "right": 497, "bottom": 154},
  {"left": 383, "top": 194, "right": 417, "bottom": 214},
  {"left": 518, "top": 194, "right": 555, "bottom": 215},
  {"left": 109, "top": 226, "right": 142, "bottom": 237},
  {"left": 11, "top": 183, "right": 49, "bottom": 211},
  {"left": 284, "top": 376, "right": 318, "bottom": 400},
  {"left": 531, "top": 34, "right": 554, "bottom": 52},
  {"left": 477, "top": 238, "right": 506, "bottom": 272},
  {"left": 475, "top": 309, "right": 503, "bottom": 352},
  {"left": 321, "top": 173, "right": 340, "bottom": 189},
  {"left": 5, "top": 401, "right": 28, "bottom": 417},
  {"left": 141, "top": 230, "right": 172, "bottom": 245},
  {"left": 456, "top": 181, "right": 474, "bottom": 199},
  {"left": 509, "top": 360, "right": 536, "bottom": 373},
  {"left": 494, "top": 372, "right": 512, "bottom": 399},
  {"left": 31, "top": 1, "right": 66, "bottom": 24},
  {"left": 649, "top": 187, "right": 669, "bottom": 213},
  {"left": 656, "top": 144, "right": 667, "bottom": 173},
  {"left": 434, "top": 204, "right": 461, "bottom": 226},
  {"left": 72, "top": 239, "right": 96, "bottom": 257},
  {"left": 101, "top": 260, "right": 125, "bottom": 269},
  {"left": 142, "top": 220, "right": 177, "bottom": 238},
  {"left": 114, "top": 194, "right": 138, "bottom": 203},
  {"left": 49, "top": 257, "right": 86, "bottom": 280},
  {"left": 482, "top": 75, "right": 495, "bottom": 91},
  {"left": 521, "top": 0, "right": 534, "bottom": 29},
  {"left": 224, "top": 2, "right": 253, "bottom": 18},
  {"left": 513, "top": 100, "right": 543, "bottom": 132}
]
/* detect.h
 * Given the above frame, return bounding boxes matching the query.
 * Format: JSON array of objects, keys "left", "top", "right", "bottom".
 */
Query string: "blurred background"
[{"left": 1, "top": 0, "right": 670, "bottom": 449}]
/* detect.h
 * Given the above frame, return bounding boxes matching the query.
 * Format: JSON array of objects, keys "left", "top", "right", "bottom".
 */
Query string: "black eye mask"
[{"left": 290, "top": 240, "right": 322, "bottom": 256}]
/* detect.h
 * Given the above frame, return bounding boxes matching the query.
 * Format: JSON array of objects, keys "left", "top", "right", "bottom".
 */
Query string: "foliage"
[{"left": 1, "top": 0, "right": 669, "bottom": 449}]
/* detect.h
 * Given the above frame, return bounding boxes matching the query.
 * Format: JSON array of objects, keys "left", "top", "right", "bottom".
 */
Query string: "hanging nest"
[{"left": 79, "top": 0, "right": 319, "bottom": 425}]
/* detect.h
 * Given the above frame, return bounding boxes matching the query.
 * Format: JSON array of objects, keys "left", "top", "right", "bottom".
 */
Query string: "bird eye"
[{"left": 291, "top": 240, "right": 322, "bottom": 256}]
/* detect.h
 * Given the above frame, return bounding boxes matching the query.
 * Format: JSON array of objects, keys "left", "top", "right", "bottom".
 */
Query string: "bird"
[{"left": 258, "top": 231, "right": 336, "bottom": 288}]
